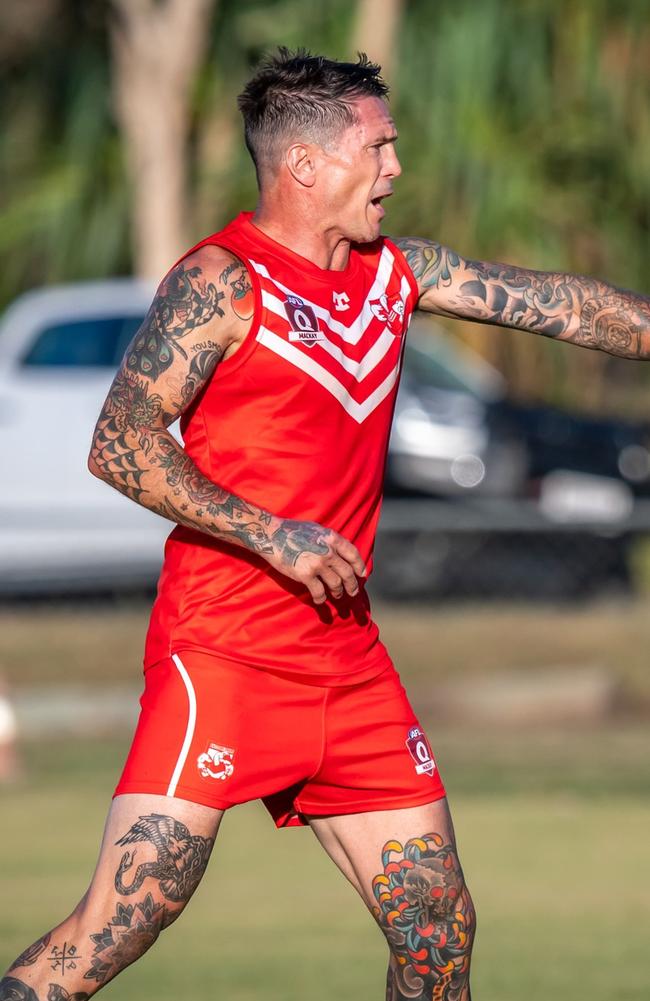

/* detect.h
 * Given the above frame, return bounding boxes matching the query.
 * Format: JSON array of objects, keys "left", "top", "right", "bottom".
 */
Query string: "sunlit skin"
[{"left": 253, "top": 95, "right": 401, "bottom": 271}]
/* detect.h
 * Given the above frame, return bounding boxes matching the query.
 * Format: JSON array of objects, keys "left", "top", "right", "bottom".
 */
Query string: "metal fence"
[{"left": 371, "top": 498, "right": 650, "bottom": 601}]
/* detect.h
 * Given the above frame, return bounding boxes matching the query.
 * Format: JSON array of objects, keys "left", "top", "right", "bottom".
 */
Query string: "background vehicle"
[{"left": 0, "top": 280, "right": 168, "bottom": 593}]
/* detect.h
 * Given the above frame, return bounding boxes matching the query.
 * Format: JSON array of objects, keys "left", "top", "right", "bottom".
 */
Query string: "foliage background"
[{"left": 1, "top": 0, "right": 649, "bottom": 412}]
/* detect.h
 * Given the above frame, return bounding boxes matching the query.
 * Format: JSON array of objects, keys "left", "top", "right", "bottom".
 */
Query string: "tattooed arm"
[
  {"left": 395, "top": 236, "right": 650, "bottom": 359},
  {"left": 88, "top": 246, "right": 364, "bottom": 604}
]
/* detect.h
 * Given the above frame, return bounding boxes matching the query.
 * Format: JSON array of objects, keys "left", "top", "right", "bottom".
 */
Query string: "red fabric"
[
  {"left": 144, "top": 213, "right": 419, "bottom": 685},
  {"left": 114, "top": 650, "right": 446, "bottom": 825}
]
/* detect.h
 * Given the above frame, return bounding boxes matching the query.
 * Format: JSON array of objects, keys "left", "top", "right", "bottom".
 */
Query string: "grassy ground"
[
  {"left": 2, "top": 598, "right": 650, "bottom": 704},
  {"left": 1, "top": 739, "right": 648, "bottom": 1001},
  {"left": 1, "top": 601, "right": 649, "bottom": 999}
]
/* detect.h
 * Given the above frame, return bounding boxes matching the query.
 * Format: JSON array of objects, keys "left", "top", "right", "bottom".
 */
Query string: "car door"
[{"left": 0, "top": 281, "right": 173, "bottom": 590}]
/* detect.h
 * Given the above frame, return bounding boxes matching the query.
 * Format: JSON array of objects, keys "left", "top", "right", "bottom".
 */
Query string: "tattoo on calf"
[
  {"left": 8, "top": 935, "right": 51, "bottom": 972},
  {"left": 47, "top": 944, "right": 82, "bottom": 976},
  {"left": 84, "top": 894, "right": 166, "bottom": 984},
  {"left": 47, "top": 987, "right": 89, "bottom": 1001},
  {"left": 125, "top": 263, "right": 224, "bottom": 382},
  {"left": 0, "top": 978, "right": 40, "bottom": 1001},
  {"left": 372, "top": 834, "right": 474, "bottom": 1001},
  {"left": 114, "top": 814, "right": 213, "bottom": 904}
]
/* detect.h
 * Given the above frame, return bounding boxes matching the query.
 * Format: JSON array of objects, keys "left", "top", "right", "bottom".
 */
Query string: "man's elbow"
[{"left": 87, "top": 445, "right": 106, "bottom": 482}]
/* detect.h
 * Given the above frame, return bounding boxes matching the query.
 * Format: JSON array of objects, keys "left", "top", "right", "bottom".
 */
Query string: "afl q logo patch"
[
  {"left": 406, "top": 726, "right": 436, "bottom": 776},
  {"left": 284, "top": 295, "right": 323, "bottom": 346}
]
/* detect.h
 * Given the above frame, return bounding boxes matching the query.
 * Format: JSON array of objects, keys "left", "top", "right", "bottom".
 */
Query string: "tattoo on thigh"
[
  {"left": 8, "top": 935, "right": 51, "bottom": 972},
  {"left": 114, "top": 813, "right": 213, "bottom": 903},
  {"left": 372, "top": 834, "right": 474, "bottom": 1001},
  {"left": 84, "top": 893, "right": 166, "bottom": 984},
  {"left": 0, "top": 978, "right": 41, "bottom": 1001}
]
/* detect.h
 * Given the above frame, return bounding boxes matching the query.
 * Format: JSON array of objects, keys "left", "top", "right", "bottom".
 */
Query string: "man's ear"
[{"left": 284, "top": 142, "right": 318, "bottom": 188}]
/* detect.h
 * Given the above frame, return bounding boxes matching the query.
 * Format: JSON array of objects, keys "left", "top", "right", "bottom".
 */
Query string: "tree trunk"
[
  {"left": 109, "top": 0, "right": 217, "bottom": 280},
  {"left": 351, "top": 0, "right": 405, "bottom": 87}
]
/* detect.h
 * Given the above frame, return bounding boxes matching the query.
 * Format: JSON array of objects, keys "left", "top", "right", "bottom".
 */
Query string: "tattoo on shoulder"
[
  {"left": 220, "top": 256, "right": 254, "bottom": 321},
  {"left": 396, "top": 238, "right": 460, "bottom": 290},
  {"left": 126, "top": 262, "right": 225, "bottom": 381}
]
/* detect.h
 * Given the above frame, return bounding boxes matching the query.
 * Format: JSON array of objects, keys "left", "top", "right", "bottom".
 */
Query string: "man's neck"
[{"left": 252, "top": 201, "right": 352, "bottom": 272}]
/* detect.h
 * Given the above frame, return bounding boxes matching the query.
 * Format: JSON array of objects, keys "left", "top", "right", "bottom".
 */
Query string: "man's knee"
[{"left": 372, "top": 833, "right": 475, "bottom": 1000}]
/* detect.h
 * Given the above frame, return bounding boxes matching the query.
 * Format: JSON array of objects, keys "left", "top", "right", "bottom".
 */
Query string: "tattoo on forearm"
[
  {"left": 8, "top": 935, "right": 51, "bottom": 972},
  {"left": 0, "top": 978, "right": 40, "bottom": 1001},
  {"left": 114, "top": 814, "right": 213, "bottom": 904},
  {"left": 84, "top": 894, "right": 167, "bottom": 984},
  {"left": 372, "top": 834, "right": 474, "bottom": 1001},
  {"left": 397, "top": 236, "right": 650, "bottom": 359},
  {"left": 126, "top": 263, "right": 224, "bottom": 381}
]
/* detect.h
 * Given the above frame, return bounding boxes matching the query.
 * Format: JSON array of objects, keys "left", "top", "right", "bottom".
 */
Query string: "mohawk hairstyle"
[{"left": 237, "top": 48, "right": 389, "bottom": 184}]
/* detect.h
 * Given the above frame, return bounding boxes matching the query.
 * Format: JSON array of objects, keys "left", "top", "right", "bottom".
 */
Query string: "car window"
[
  {"left": 404, "top": 342, "right": 478, "bottom": 395},
  {"left": 21, "top": 315, "right": 145, "bottom": 368}
]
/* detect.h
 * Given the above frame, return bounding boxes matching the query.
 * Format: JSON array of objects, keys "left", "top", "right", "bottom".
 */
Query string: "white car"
[{"left": 0, "top": 279, "right": 172, "bottom": 593}]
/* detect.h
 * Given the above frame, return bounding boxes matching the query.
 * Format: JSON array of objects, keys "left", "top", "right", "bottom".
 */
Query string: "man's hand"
[
  {"left": 264, "top": 519, "right": 367, "bottom": 604},
  {"left": 395, "top": 236, "right": 650, "bottom": 359}
]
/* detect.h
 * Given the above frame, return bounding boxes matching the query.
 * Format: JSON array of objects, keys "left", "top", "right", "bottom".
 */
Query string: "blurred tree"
[
  {"left": 1, "top": 0, "right": 648, "bottom": 415},
  {"left": 351, "top": 0, "right": 404, "bottom": 85},
  {"left": 109, "top": 0, "right": 218, "bottom": 279}
]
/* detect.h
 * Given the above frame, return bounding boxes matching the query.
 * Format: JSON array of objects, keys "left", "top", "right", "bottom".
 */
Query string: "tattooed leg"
[
  {"left": 309, "top": 801, "right": 476, "bottom": 1001},
  {"left": 0, "top": 795, "right": 222, "bottom": 1000}
]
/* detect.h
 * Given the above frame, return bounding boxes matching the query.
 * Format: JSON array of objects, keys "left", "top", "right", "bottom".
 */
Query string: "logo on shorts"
[
  {"left": 283, "top": 295, "right": 323, "bottom": 345},
  {"left": 197, "top": 742, "right": 235, "bottom": 781},
  {"left": 405, "top": 726, "right": 436, "bottom": 776}
]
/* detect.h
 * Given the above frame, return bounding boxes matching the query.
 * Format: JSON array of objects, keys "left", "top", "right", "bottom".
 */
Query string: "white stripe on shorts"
[{"left": 166, "top": 653, "right": 197, "bottom": 797}]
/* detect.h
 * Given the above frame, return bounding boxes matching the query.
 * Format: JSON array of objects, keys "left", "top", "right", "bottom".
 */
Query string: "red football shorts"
[{"left": 115, "top": 651, "right": 446, "bottom": 826}]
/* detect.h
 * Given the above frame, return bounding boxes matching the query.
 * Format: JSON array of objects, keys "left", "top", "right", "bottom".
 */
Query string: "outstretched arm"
[
  {"left": 395, "top": 236, "right": 650, "bottom": 359},
  {"left": 88, "top": 246, "right": 365, "bottom": 604}
]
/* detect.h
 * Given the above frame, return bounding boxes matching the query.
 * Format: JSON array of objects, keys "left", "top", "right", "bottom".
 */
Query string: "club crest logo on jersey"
[
  {"left": 405, "top": 727, "right": 436, "bottom": 776},
  {"left": 370, "top": 293, "right": 405, "bottom": 334},
  {"left": 197, "top": 742, "right": 235, "bottom": 781},
  {"left": 332, "top": 290, "right": 350, "bottom": 312},
  {"left": 283, "top": 295, "right": 324, "bottom": 346}
]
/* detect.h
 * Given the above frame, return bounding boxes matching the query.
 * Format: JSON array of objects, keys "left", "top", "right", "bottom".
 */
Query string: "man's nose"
[{"left": 384, "top": 145, "right": 402, "bottom": 178}]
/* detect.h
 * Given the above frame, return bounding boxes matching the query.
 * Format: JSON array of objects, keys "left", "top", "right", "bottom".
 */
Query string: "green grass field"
[{"left": 1, "top": 602, "right": 649, "bottom": 1000}]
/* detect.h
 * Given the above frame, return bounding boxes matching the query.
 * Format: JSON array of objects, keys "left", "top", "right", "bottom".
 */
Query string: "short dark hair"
[{"left": 237, "top": 48, "right": 389, "bottom": 183}]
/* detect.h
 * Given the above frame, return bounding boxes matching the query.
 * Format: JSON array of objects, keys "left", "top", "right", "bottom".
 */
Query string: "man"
[{"left": 2, "top": 49, "right": 648, "bottom": 1001}]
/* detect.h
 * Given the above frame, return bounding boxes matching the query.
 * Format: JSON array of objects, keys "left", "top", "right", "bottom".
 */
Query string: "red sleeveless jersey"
[{"left": 144, "top": 212, "right": 418, "bottom": 684}]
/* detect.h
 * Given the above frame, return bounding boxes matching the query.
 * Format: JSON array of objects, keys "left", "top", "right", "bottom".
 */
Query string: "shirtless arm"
[
  {"left": 88, "top": 246, "right": 365, "bottom": 604},
  {"left": 394, "top": 236, "right": 650, "bottom": 359}
]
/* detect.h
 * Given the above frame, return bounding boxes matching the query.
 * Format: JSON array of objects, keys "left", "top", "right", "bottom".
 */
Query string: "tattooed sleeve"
[
  {"left": 395, "top": 236, "right": 650, "bottom": 360},
  {"left": 89, "top": 249, "right": 348, "bottom": 578}
]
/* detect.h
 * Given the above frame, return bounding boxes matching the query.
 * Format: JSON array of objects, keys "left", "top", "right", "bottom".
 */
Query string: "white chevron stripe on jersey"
[
  {"left": 261, "top": 288, "right": 396, "bottom": 381},
  {"left": 249, "top": 245, "right": 408, "bottom": 345},
  {"left": 256, "top": 325, "right": 402, "bottom": 424}
]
